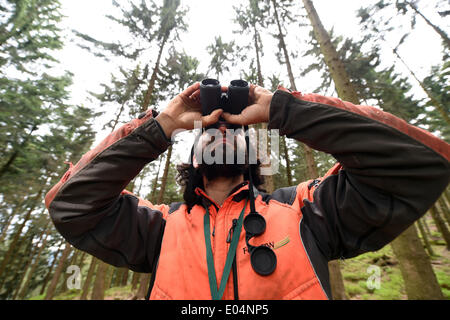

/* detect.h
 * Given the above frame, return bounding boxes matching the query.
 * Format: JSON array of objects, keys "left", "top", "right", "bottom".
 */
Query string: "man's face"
[{"left": 193, "top": 121, "right": 248, "bottom": 180}]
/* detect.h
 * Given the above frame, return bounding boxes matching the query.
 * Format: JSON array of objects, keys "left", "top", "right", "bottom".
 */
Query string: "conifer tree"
[
  {"left": 233, "top": 0, "right": 275, "bottom": 193},
  {"left": 302, "top": 6, "right": 446, "bottom": 299},
  {"left": 357, "top": 2, "right": 450, "bottom": 126}
]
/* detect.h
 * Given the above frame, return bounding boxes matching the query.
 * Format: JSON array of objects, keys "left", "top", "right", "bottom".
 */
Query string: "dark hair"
[{"left": 176, "top": 157, "right": 265, "bottom": 213}]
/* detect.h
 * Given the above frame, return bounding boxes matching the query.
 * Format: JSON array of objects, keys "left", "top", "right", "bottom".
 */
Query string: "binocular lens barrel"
[
  {"left": 200, "top": 78, "right": 249, "bottom": 116},
  {"left": 200, "top": 79, "right": 222, "bottom": 116},
  {"left": 228, "top": 80, "right": 249, "bottom": 115}
]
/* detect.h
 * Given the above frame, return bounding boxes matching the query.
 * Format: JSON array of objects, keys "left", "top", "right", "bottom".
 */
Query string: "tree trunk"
[
  {"left": 328, "top": 260, "right": 348, "bottom": 300},
  {"left": 17, "top": 227, "right": 51, "bottom": 299},
  {"left": 150, "top": 156, "right": 164, "bottom": 203},
  {"left": 437, "top": 197, "right": 450, "bottom": 226},
  {"left": 0, "top": 125, "right": 37, "bottom": 179},
  {"left": 91, "top": 260, "right": 108, "bottom": 300},
  {"left": 0, "top": 213, "right": 14, "bottom": 243},
  {"left": 80, "top": 256, "right": 98, "bottom": 300},
  {"left": 9, "top": 232, "right": 35, "bottom": 299},
  {"left": 131, "top": 272, "right": 140, "bottom": 291},
  {"left": 135, "top": 273, "right": 151, "bottom": 300},
  {"left": 253, "top": 24, "right": 264, "bottom": 88},
  {"left": 75, "top": 251, "right": 86, "bottom": 269},
  {"left": 156, "top": 144, "right": 172, "bottom": 204},
  {"left": 103, "top": 264, "right": 113, "bottom": 291},
  {"left": 44, "top": 242, "right": 73, "bottom": 300},
  {"left": 441, "top": 192, "right": 450, "bottom": 214},
  {"left": 271, "top": 0, "right": 297, "bottom": 91},
  {"left": 110, "top": 101, "right": 127, "bottom": 133},
  {"left": 39, "top": 247, "right": 62, "bottom": 295},
  {"left": 258, "top": 122, "right": 275, "bottom": 193},
  {"left": 121, "top": 269, "right": 129, "bottom": 287},
  {"left": 302, "top": 0, "right": 360, "bottom": 104},
  {"left": 416, "top": 220, "right": 434, "bottom": 257},
  {"left": 141, "top": 35, "right": 169, "bottom": 112},
  {"left": 0, "top": 188, "right": 43, "bottom": 283},
  {"left": 303, "top": 144, "right": 319, "bottom": 178},
  {"left": 251, "top": 24, "right": 274, "bottom": 193},
  {"left": 114, "top": 268, "right": 126, "bottom": 287},
  {"left": 13, "top": 223, "right": 50, "bottom": 299},
  {"left": 422, "top": 215, "right": 432, "bottom": 238},
  {"left": 407, "top": 2, "right": 450, "bottom": 48},
  {"left": 430, "top": 204, "right": 450, "bottom": 250},
  {"left": 0, "top": 191, "right": 27, "bottom": 243},
  {"left": 390, "top": 224, "right": 444, "bottom": 299},
  {"left": 282, "top": 136, "right": 292, "bottom": 185}
]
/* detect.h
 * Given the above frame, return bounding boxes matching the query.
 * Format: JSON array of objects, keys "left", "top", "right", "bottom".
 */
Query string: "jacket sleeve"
[
  {"left": 45, "top": 110, "right": 172, "bottom": 272},
  {"left": 268, "top": 89, "right": 450, "bottom": 260}
]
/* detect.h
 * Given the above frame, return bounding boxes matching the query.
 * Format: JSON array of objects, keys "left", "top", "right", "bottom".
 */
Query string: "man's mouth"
[{"left": 208, "top": 137, "right": 234, "bottom": 150}]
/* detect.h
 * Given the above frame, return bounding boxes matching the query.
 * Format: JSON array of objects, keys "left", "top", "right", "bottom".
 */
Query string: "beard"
[
  {"left": 196, "top": 143, "right": 248, "bottom": 181},
  {"left": 198, "top": 162, "right": 248, "bottom": 181}
]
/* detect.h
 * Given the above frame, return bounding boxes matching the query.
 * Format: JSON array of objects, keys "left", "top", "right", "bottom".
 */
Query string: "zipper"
[
  {"left": 227, "top": 219, "right": 239, "bottom": 300},
  {"left": 226, "top": 219, "right": 238, "bottom": 243}
]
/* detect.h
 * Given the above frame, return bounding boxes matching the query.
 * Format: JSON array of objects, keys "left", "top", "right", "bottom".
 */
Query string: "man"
[{"left": 45, "top": 82, "right": 450, "bottom": 300}]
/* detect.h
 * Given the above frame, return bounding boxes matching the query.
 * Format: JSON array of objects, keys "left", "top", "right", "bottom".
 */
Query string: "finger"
[
  {"left": 182, "top": 82, "right": 201, "bottom": 97},
  {"left": 190, "top": 89, "right": 200, "bottom": 100},
  {"left": 221, "top": 112, "right": 246, "bottom": 125},
  {"left": 201, "top": 109, "right": 223, "bottom": 127},
  {"left": 248, "top": 84, "right": 258, "bottom": 104}
]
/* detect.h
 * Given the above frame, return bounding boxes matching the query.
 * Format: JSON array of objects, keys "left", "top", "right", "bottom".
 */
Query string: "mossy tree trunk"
[
  {"left": 80, "top": 256, "right": 97, "bottom": 300},
  {"left": 390, "top": 224, "right": 443, "bottom": 299},
  {"left": 44, "top": 242, "right": 73, "bottom": 300},
  {"left": 416, "top": 220, "right": 434, "bottom": 257},
  {"left": 91, "top": 260, "right": 108, "bottom": 300},
  {"left": 430, "top": 205, "right": 450, "bottom": 250}
]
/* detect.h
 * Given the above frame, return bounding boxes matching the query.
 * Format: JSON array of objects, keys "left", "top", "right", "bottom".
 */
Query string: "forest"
[{"left": 0, "top": 0, "right": 449, "bottom": 300}]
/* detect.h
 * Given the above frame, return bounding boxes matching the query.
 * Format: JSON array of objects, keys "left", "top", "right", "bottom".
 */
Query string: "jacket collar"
[{"left": 195, "top": 180, "right": 255, "bottom": 210}]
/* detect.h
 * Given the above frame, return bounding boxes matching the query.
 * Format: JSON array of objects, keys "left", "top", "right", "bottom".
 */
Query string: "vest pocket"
[
  {"left": 149, "top": 283, "right": 172, "bottom": 300},
  {"left": 282, "top": 277, "right": 326, "bottom": 300}
]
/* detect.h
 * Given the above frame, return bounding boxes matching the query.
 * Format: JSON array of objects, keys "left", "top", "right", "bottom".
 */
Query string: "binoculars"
[{"left": 200, "top": 78, "right": 249, "bottom": 116}]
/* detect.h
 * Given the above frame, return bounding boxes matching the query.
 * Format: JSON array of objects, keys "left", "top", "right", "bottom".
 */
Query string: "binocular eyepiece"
[{"left": 200, "top": 78, "right": 249, "bottom": 116}]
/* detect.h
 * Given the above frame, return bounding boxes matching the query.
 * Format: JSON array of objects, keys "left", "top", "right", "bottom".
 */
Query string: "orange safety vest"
[{"left": 149, "top": 173, "right": 336, "bottom": 300}]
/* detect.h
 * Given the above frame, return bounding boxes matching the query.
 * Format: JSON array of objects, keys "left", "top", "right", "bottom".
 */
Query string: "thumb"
[
  {"left": 222, "top": 112, "right": 247, "bottom": 125},
  {"left": 201, "top": 109, "right": 223, "bottom": 127}
]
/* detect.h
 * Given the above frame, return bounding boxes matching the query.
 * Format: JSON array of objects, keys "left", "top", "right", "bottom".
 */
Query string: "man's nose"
[{"left": 218, "top": 123, "right": 227, "bottom": 135}]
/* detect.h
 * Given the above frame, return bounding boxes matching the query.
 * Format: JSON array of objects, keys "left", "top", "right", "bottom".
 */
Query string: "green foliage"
[
  {"left": 0, "top": 0, "right": 98, "bottom": 300},
  {"left": 0, "top": 0, "right": 64, "bottom": 74},
  {"left": 158, "top": 47, "right": 205, "bottom": 98},
  {"left": 207, "top": 36, "right": 237, "bottom": 78},
  {"left": 303, "top": 30, "right": 433, "bottom": 129},
  {"left": 76, "top": 0, "right": 190, "bottom": 127},
  {"left": 422, "top": 62, "right": 450, "bottom": 141},
  {"left": 265, "top": 0, "right": 301, "bottom": 65}
]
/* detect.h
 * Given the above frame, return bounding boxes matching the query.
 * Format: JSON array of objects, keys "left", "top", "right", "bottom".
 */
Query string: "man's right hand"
[
  {"left": 155, "top": 82, "right": 224, "bottom": 139},
  {"left": 221, "top": 84, "right": 273, "bottom": 126}
]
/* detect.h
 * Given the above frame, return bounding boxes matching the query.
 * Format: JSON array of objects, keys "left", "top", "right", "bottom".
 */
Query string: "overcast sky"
[{"left": 54, "top": 0, "right": 447, "bottom": 166}]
